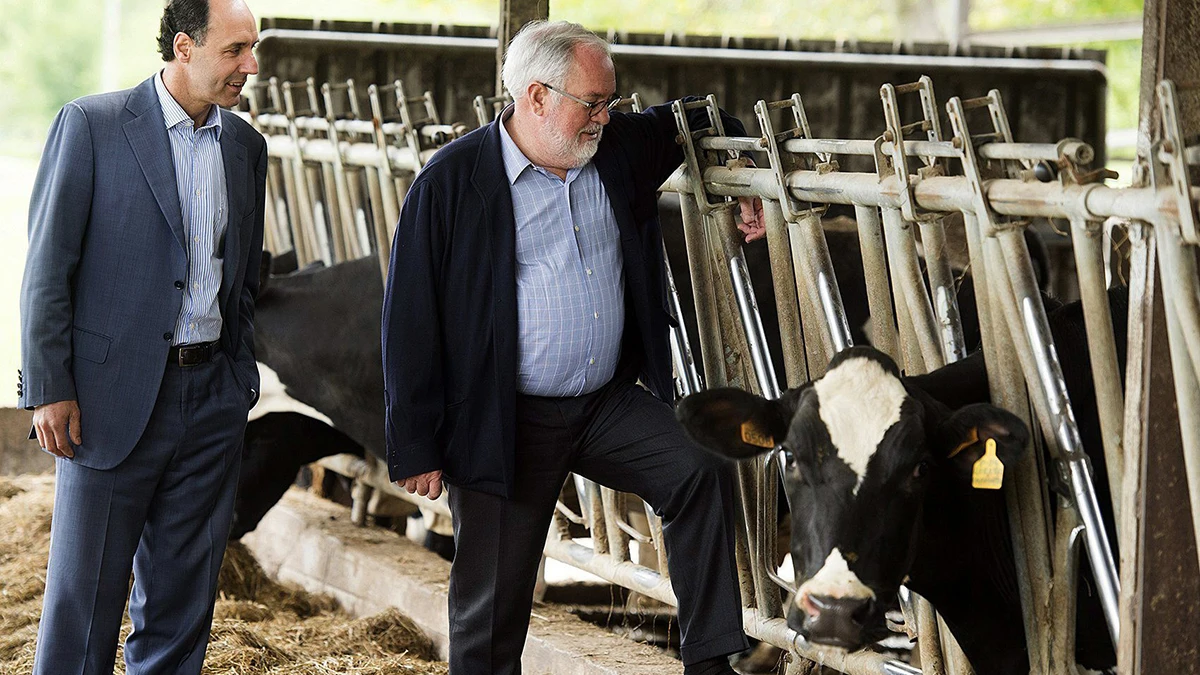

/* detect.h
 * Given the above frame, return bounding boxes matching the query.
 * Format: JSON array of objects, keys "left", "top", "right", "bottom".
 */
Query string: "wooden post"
[
  {"left": 1121, "top": 1, "right": 1200, "bottom": 671},
  {"left": 495, "top": 0, "right": 549, "bottom": 97}
]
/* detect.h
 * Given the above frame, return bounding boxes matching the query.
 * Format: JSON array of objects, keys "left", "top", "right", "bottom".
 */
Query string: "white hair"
[{"left": 501, "top": 20, "right": 612, "bottom": 100}]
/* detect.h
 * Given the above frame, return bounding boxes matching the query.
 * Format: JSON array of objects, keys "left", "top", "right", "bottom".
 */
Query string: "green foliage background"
[{"left": 0, "top": 0, "right": 1145, "bottom": 152}]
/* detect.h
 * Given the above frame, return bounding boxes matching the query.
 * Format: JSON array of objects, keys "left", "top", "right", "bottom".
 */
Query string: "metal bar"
[
  {"left": 1069, "top": 217, "right": 1127, "bottom": 524},
  {"left": 1155, "top": 221, "right": 1200, "bottom": 387},
  {"left": 1117, "top": 222, "right": 1155, "bottom": 673},
  {"left": 663, "top": 166, "right": 1185, "bottom": 224},
  {"left": 997, "top": 229, "right": 1121, "bottom": 645},
  {"left": 665, "top": 242, "right": 703, "bottom": 395},
  {"left": 678, "top": 190, "right": 726, "bottom": 388},
  {"left": 881, "top": 207, "right": 944, "bottom": 372},
  {"left": 1153, "top": 225, "right": 1200, "bottom": 577},
  {"left": 853, "top": 205, "right": 900, "bottom": 363},
  {"left": 914, "top": 594, "right": 947, "bottom": 675},
  {"left": 731, "top": 255, "right": 781, "bottom": 399},
  {"left": 762, "top": 200, "right": 809, "bottom": 387},
  {"left": 1048, "top": 507, "right": 1083, "bottom": 674},
  {"left": 966, "top": 220, "right": 1049, "bottom": 672},
  {"left": 256, "top": 28, "right": 1108, "bottom": 75},
  {"left": 918, "top": 217, "right": 967, "bottom": 362},
  {"left": 786, "top": 211, "right": 853, "bottom": 357},
  {"left": 318, "top": 162, "right": 348, "bottom": 263}
]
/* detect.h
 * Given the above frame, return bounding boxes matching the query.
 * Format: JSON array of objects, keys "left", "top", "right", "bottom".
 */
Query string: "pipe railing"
[{"left": 248, "top": 74, "right": 1200, "bottom": 675}]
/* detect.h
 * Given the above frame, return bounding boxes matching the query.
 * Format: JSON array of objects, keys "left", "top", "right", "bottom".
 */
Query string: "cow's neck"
[{"left": 905, "top": 478, "right": 1028, "bottom": 675}]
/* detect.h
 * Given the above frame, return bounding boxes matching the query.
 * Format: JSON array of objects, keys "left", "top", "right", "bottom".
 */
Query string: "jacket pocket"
[{"left": 73, "top": 327, "right": 112, "bottom": 364}]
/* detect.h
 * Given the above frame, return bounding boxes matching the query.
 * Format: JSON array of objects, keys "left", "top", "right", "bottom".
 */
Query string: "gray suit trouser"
[
  {"left": 447, "top": 375, "right": 748, "bottom": 674},
  {"left": 34, "top": 351, "right": 246, "bottom": 675}
]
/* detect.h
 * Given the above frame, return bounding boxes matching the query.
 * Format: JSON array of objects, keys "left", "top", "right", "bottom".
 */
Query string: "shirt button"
[
  {"left": 174, "top": 280, "right": 184, "bottom": 289},
  {"left": 163, "top": 332, "right": 173, "bottom": 341},
  {"left": 193, "top": 282, "right": 200, "bottom": 289},
  {"left": 589, "top": 358, "right": 596, "bottom": 365},
  {"left": 594, "top": 312, "right": 599, "bottom": 319},
  {"left": 195, "top": 189, "right": 201, "bottom": 197},
  {"left": 586, "top": 268, "right": 593, "bottom": 275},
  {"left": 194, "top": 236, "right": 200, "bottom": 242},
  {"left": 574, "top": 226, "right": 580, "bottom": 232},
  {"left": 189, "top": 322, "right": 196, "bottom": 330}
]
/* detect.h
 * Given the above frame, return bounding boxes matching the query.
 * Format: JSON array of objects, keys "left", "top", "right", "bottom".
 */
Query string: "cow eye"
[
  {"left": 912, "top": 459, "right": 932, "bottom": 480},
  {"left": 776, "top": 447, "right": 797, "bottom": 472}
]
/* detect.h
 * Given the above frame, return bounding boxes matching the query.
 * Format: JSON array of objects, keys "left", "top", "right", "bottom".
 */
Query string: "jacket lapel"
[
  {"left": 471, "top": 120, "right": 517, "bottom": 324},
  {"left": 123, "top": 77, "right": 186, "bottom": 251},
  {"left": 218, "top": 118, "right": 248, "bottom": 311}
]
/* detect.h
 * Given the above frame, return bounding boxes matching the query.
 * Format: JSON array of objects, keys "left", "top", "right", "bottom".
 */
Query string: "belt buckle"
[{"left": 178, "top": 343, "right": 209, "bottom": 367}]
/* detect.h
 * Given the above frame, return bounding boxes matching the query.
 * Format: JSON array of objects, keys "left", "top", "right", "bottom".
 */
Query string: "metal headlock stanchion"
[{"left": 246, "top": 72, "right": 1200, "bottom": 675}]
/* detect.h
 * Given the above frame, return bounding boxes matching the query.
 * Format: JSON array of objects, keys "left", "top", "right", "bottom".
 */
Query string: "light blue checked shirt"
[
  {"left": 499, "top": 111, "right": 625, "bottom": 397},
  {"left": 155, "top": 72, "right": 228, "bottom": 346}
]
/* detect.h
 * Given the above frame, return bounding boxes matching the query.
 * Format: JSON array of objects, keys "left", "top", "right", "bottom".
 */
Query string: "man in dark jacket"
[{"left": 383, "top": 20, "right": 761, "bottom": 674}]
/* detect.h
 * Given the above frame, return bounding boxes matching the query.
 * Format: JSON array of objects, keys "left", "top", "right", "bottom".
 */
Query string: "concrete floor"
[{"left": 243, "top": 487, "right": 687, "bottom": 675}]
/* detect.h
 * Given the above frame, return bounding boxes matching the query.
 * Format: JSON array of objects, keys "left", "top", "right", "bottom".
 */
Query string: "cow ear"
[
  {"left": 676, "top": 387, "right": 795, "bottom": 460},
  {"left": 934, "top": 403, "right": 1030, "bottom": 480}
]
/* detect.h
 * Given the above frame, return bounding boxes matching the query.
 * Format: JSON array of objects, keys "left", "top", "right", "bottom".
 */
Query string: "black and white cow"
[
  {"left": 229, "top": 255, "right": 456, "bottom": 559},
  {"left": 677, "top": 290, "right": 1125, "bottom": 675}
]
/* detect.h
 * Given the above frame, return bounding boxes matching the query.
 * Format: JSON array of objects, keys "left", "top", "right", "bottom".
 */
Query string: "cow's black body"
[
  {"left": 678, "top": 288, "right": 1126, "bottom": 675},
  {"left": 231, "top": 256, "right": 386, "bottom": 539}
]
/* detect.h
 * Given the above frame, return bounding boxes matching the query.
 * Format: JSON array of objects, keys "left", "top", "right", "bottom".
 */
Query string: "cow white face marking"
[
  {"left": 812, "top": 357, "right": 907, "bottom": 493},
  {"left": 796, "top": 547, "right": 875, "bottom": 609}
]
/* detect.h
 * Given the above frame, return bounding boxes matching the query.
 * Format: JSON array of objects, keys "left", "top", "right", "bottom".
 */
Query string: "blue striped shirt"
[
  {"left": 155, "top": 72, "right": 228, "bottom": 346},
  {"left": 499, "top": 111, "right": 625, "bottom": 397}
]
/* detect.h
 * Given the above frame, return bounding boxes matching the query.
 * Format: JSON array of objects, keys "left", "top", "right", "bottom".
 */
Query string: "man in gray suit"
[{"left": 18, "top": 0, "right": 265, "bottom": 671}]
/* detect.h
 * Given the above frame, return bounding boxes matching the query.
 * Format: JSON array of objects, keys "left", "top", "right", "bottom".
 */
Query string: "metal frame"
[{"left": 247, "top": 74, "right": 1200, "bottom": 675}]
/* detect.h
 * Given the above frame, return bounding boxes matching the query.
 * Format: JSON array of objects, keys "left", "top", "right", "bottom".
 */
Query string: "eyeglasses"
[{"left": 538, "top": 82, "right": 622, "bottom": 117}]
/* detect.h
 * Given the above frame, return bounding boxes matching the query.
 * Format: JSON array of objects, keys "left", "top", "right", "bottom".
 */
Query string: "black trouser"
[{"left": 447, "top": 377, "right": 747, "bottom": 674}]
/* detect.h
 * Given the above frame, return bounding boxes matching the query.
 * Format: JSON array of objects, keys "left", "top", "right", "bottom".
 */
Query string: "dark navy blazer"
[{"left": 382, "top": 100, "right": 745, "bottom": 496}]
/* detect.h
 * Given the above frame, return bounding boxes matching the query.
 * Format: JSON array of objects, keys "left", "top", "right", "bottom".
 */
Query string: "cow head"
[{"left": 677, "top": 346, "right": 1028, "bottom": 650}]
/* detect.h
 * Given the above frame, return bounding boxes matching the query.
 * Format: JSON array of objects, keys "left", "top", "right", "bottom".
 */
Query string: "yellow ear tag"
[
  {"left": 740, "top": 420, "right": 775, "bottom": 449},
  {"left": 972, "top": 438, "right": 1005, "bottom": 490}
]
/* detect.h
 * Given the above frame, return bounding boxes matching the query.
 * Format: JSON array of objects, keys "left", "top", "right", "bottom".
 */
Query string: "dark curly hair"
[{"left": 157, "top": 0, "right": 211, "bottom": 62}]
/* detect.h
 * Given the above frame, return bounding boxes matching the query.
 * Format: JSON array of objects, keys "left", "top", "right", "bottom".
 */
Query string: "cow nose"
[{"left": 800, "top": 593, "right": 876, "bottom": 649}]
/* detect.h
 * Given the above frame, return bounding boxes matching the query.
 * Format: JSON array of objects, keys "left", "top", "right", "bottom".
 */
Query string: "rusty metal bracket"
[
  {"left": 754, "top": 94, "right": 831, "bottom": 222},
  {"left": 945, "top": 90, "right": 1030, "bottom": 237},
  {"left": 673, "top": 95, "right": 738, "bottom": 215},
  {"left": 472, "top": 93, "right": 512, "bottom": 127},
  {"left": 1157, "top": 80, "right": 1200, "bottom": 245},
  {"left": 880, "top": 76, "right": 947, "bottom": 223}
]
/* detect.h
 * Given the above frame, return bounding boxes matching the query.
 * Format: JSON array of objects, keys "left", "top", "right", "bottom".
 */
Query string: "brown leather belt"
[{"left": 168, "top": 340, "right": 221, "bottom": 367}]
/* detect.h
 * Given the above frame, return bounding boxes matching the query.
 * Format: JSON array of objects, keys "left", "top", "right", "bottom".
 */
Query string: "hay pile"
[{"left": 0, "top": 476, "right": 446, "bottom": 674}]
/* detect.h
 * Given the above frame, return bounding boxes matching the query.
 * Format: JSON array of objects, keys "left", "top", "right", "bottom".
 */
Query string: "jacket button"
[
  {"left": 163, "top": 332, "right": 173, "bottom": 341},
  {"left": 175, "top": 280, "right": 185, "bottom": 289}
]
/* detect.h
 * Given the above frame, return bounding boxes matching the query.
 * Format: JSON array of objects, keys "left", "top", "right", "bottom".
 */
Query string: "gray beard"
[{"left": 546, "top": 123, "right": 602, "bottom": 168}]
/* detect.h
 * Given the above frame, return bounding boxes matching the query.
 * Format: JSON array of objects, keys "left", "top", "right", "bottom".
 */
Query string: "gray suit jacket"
[{"left": 19, "top": 75, "right": 267, "bottom": 470}]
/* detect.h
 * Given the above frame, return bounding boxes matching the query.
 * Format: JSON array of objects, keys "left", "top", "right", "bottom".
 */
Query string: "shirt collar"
[
  {"left": 498, "top": 105, "right": 533, "bottom": 186},
  {"left": 155, "top": 71, "right": 223, "bottom": 137}
]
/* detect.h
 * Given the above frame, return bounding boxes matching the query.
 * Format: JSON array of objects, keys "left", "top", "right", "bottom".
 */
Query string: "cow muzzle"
[{"left": 795, "top": 593, "right": 877, "bottom": 649}]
